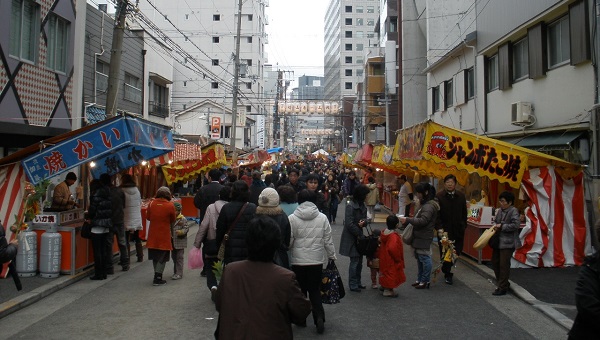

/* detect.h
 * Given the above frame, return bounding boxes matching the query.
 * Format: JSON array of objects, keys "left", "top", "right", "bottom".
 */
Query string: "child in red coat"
[{"left": 379, "top": 215, "right": 406, "bottom": 297}]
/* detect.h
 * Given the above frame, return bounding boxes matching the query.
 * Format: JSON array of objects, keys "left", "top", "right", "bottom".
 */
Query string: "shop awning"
[
  {"left": 1, "top": 115, "right": 174, "bottom": 185},
  {"left": 393, "top": 120, "right": 583, "bottom": 189},
  {"left": 504, "top": 131, "right": 584, "bottom": 151}
]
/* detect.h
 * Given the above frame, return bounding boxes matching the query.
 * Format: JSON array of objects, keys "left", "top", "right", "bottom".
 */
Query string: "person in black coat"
[
  {"left": 568, "top": 250, "right": 600, "bottom": 339},
  {"left": 87, "top": 179, "right": 113, "bottom": 280},
  {"left": 216, "top": 180, "right": 257, "bottom": 264},
  {"left": 194, "top": 169, "right": 223, "bottom": 220},
  {"left": 254, "top": 187, "right": 291, "bottom": 269},
  {"left": 435, "top": 174, "right": 467, "bottom": 285}
]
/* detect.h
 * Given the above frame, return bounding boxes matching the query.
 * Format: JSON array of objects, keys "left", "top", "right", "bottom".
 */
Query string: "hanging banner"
[
  {"left": 21, "top": 116, "right": 173, "bottom": 184},
  {"left": 211, "top": 117, "right": 221, "bottom": 139},
  {"left": 161, "top": 143, "right": 227, "bottom": 185}
]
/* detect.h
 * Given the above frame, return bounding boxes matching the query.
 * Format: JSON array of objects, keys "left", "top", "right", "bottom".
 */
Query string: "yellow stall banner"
[{"left": 161, "top": 143, "right": 227, "bottom": 185}]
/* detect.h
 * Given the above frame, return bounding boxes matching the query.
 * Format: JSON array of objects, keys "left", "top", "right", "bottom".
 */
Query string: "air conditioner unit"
[{"left": 511, "top": 102, "right": 533, "bottom": 125}]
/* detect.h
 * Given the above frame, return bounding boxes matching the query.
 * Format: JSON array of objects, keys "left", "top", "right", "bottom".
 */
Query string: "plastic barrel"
[
  {"left": 16, "top": 230, "right": 37, "bottom": 277},
  {"left": 39, "top": 231, "right": 61, "bottom": 278}
]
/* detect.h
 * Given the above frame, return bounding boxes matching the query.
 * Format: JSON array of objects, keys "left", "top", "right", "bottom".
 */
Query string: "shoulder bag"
[
  {"left": 217, "top": 203, "right": 248, "bottom": 261},
  {"left": 402, "top": 223, "right": 414, "bottom": 245}
]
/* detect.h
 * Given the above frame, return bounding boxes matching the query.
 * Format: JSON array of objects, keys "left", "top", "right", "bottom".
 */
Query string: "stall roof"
[
  {"left": 0, "top": 114, "right": 174, "bottom": 184},
  {"left": 504, "top": 131, "right": 584, "bottom": 151}
]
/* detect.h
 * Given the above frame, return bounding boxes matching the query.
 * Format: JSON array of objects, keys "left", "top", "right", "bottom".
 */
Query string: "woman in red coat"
[
  {"left": 146, "top": 186, "right": 176, "bottom": 286},
  {"left": 378, "top": 215, "right": 406, "bottom": 297}
]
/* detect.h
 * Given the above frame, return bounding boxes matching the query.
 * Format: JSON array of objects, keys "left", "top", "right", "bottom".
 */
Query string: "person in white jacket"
[
  {"left": 120, "top": 174, "right": 143, "bottom": 263},
  {"left": 288, "top": 189, "right": 337, "bottom": 335}
]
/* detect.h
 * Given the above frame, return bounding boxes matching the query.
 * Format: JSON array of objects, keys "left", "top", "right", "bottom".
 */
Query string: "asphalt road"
[{"left": 0, "top": 202, "right": 569, "bottom": 339}]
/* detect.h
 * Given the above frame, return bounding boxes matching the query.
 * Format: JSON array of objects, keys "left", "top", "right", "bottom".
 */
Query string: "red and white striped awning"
[{"left": 148, "top": 143, "right": 202, "bottom": 166}]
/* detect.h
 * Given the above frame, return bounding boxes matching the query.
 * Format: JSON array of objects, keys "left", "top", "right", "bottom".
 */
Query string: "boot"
[
  {"left": 445, "top": 272, "right": 454, "bottom": 285},
  {"left": 136, "top": 242, "right": 144, "bottom": 262},
  {"left": 153, "top": 273, "right": 166, "bottom": 286}
]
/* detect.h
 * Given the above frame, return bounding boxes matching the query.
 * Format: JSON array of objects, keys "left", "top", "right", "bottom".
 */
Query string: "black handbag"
[
  {"left": 81, "top": 221, "right": 92, "bottom": 239},
  {"left": 321, "top": 260, "right": 345, "bottom": 304},
  {"left": 356, "top": 224, "right": 379, "bottom": 257}
]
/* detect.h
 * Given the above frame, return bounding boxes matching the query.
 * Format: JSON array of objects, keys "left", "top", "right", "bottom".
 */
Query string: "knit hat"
[
  {"left": 173, "top": 202, "right": 182, "bottom": 211},
  {"left": 258, "top": 188, "right": 279, "bottom": 207},
  {"left": 157, "top": 186, "right": 171, "bottom": 197}
]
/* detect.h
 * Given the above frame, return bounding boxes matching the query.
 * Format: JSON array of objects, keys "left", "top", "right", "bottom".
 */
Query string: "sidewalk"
[{"left": 1, "top": 208, "right": 580, "bottom": 331}]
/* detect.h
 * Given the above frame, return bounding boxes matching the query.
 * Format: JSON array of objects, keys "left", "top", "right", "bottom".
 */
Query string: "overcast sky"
[{"left": 265, "top": 0, "right": 327, "bottom": 88}]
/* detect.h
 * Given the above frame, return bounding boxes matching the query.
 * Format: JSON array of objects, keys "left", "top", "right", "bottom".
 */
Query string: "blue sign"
[{"left": 22, "top": 116, "right": 174, "bottom": 184}]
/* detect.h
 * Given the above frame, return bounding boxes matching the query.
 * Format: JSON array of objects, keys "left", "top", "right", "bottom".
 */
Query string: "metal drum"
[
  {"left": 16, "top": 229, "right": 38, "bottom": 277},
  {"left": 39, "top": 229, "right": 61, "bottom": 278}
]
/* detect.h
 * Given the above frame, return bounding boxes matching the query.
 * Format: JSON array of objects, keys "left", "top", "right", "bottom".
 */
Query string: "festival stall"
[
  {"left": 0, "top": 114, "right": 174, "bottom": 276},
  {"left": 392, "top": 120, "right": 591, "bottom": 267}
]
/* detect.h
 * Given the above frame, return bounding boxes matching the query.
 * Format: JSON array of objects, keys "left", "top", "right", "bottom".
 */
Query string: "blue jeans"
[
  {"left": 415, "top": 252, "right": 432, "bottom": 283},
  {"left": 349, "top": 255, "right": 363, "bottom": 290}
]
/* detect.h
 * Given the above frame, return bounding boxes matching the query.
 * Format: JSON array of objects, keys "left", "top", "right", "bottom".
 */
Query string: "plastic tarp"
[{"left": 20, "top": 115, "right": 174, "bottom": 184}]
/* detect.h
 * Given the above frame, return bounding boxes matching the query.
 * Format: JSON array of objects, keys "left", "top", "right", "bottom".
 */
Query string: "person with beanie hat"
[
  {"left": 146, "top": 186, "right": 176, "bottom": 285},
  {"left": 255, "top": 188, "right": 291, "bottom": 268},
  {"left": 170, "top": 202, "right": 190, "bottom": 280}
]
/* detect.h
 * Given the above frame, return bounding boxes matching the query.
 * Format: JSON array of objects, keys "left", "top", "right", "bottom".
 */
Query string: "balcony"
[
  {"left": 149, "top": 101, "right": 169, "bottom": 118},
  {"left": 366, "top": 75, "right": 385, "bottom": 94}
]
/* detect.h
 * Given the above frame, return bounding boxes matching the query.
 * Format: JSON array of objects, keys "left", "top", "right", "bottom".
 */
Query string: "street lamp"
[{"left": 333, "top": 126, "right": 348, "bottom": 152}]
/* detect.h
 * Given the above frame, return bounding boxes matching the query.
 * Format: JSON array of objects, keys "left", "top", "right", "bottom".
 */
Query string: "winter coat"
[
  {"left": 249, "top": 180, "right": 267, "bottom": 205},
  {"left": 339, "top": 200, "right": 367, "bottom": 257},
  {"left": 194, "top": 200, "right": 227, "bottom": 257},
  {"left": 366, "top": 183, "right": 378, "bottom": 206},
  {"left": 50, "top": 181, "right": 76, "bottom": 211},
  {"left": 0, "top": 224, "right": 17, "bottom": 264},
  {"left": 315, "top": 190, "right": 329, "bottom": 216},
  {"left": 378, "top": 229, "right": 406, "bottom": 289},
  {"left": 171, "top": 214, "right": 190, "bottom": 249},
  {"left": 406, "top": 199, "right": 440, "bottom": 250},
  {"left": 493, "top": 205, "right": 521, "bottom": 249},
  {"left": 215, "top": 201, "right": 257, "bottom": 264},
  {"left": 288, "top": 202, "right": 336, "bottom": 266},
  {"left": 109, "top": 186, "right": 125, "bottom": 226},
  {"left": 436, "top": 189, "right": 467, "bottom": 240},
  {"left": 121, "top": 185, "right": 142, "bottom": 231},
  {"left": 569, "top": 252, "right": 600, "bottom": 339},
  {"left": 323, "top": 180, "right": 339, "bottom": 205},
  {"left": 216, "top": 260, "right": 311, "bottom": 340},
  {"left": 342, "top": 177, "right": 359, "bottom": 196},
  {"left": 146, "top": 198, "right": 176, "bottom": 251},
  {"left": 194, "top": 181, "right": 223, "bottom": 219},
  {"left": 280, "top": 203, "right": 298, "bottom": 217},
  {"left": 257, "top": 206, "right": 292, "bottom": 268},
  {"left": 88, "top": 186, "right": 112, "bottom": 234}
]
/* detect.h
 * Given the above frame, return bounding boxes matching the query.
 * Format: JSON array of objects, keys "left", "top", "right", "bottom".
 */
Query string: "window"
[
  {"left": 220, "top": 126, "right": 231, "bottom": 139},
  {"left": 356, "top": 31, "right": 364, "bottom": 38},
  {"left": 246, "top": 105, "right": 251, "bottom": 112},
  {"left": 124, "top": 74, "right": 141, "bottom": 103},
  {"left": 46, "top": 14, "right": 68, "bottom": 72},
  {"left": 367, "top": 6, "right": 374, "bottom": 13},
  {"left": 247, "top": 14, "right": 253, "bottom": 21},
  {"left": 367, "top": 19, "right": 375, "bottom": 26},
  {"left": 247, "top": 37, "right": 252, "bottom": 43},
  {"left": 211, "top": 82, "right": 219, "bottom": 89},
  {"left": 150, "top": 83, "right": 169, "bottom": 118},
  {"left": 356, "top": 18, "right": 363, "bottom": 26},
  {"left": 487, "top": 55, "right": 499, "bottom": 91},
  {"left": 356, "top": 43, "right": 363, "bottom": 51},
  {"left": 345, "top": 82, "right": 352, "bottom": 89},
  {"left": 245, "top": 59, "right": 253, "bottom": 67},
  {"left": 512, "top": 38, "right": 529, "bottom": 81},
  {"left": 345, "top": 31, "right": 352, "bottom": 38},
  {"left": 356, "top": 6, "right": 363, "bottom": 13},
  {"left": 95, "top": 61, "right": 108, "bottom": 93},
  {"left": 345, "top": 43, "right": 352, "bottom": 51},
  {"left": 367, "top": 33, "right": 375, "bottom": 38},
  {"left": 432, "top": 86, "right": 440, "bottom": 112},
  {"left": 10, "top": 0, "right": 39, "bottom": 63},
  {"left": 345, "top": 69, "right": 352, "bottom": 76},
  {"left": 213, "top": 37, "right": 220, "bottom": 43},
  {"left": 213, "top": 14, "right": 220, "bottom": 21},
  {"left": 548, "top": 16, "right": 570, "bottom": 68},
  {"left": 465, "top": 67, "right": 475, "bottom": 100},
  {"left": 345, "top": 5, "right": 352, "bottom": 12},
  {"left": 212, "top": 59, "right": 219, "bottom": 66},
  {"left": 357, "top": 69, "right": 364, "bottom": 77},
  {"left": 444, "top": 80, "right": 453, "bottom": 109},
  {"left": 356, "top": 58, "right": 363, "bottom": 65},
  {"left": 345, "top": 56, "right": 352, "bottom": 64},
  {"left": 389, "top": 17, "right": 398, "bottom": 32},
  {"left": 345, "top": 18, "right": 352, "bottom": 25},
  {"left": 245, "top": 82, "right": 251, "bottom": 89}
]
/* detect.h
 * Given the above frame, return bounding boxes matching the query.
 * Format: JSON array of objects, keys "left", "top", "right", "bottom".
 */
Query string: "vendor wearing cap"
[{"left": 51, "top": 172, "right": 79, "bottom": 211}]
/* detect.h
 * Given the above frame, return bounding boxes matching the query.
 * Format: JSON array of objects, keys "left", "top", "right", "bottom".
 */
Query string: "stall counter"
[{"left": 462, "top": 222, "right": 494, "bottom": 264}]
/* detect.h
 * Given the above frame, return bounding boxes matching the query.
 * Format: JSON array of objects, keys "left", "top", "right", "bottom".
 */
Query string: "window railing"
[
  {"left": 149, "top": 101, "right": 169, "bottom": 118},
  {"left": 96, "top": 72, "right": 108, "bottom": 93}
]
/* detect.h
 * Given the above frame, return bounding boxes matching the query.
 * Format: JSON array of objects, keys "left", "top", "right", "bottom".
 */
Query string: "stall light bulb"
[
  {"left": 168, "top": 160, "right": 173, "bottom": 164},
  {"left": 90, "top": 161, "right": 96, "bottom": 168},
  {"left": 141, "top": 160, "right": 147, "bottom": 166}
]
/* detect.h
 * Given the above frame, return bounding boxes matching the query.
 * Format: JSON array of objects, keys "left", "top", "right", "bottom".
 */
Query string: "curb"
[
  {"left": 459, "top": 256, "right": 574, "bottom": 331},
  {"left": 0, "top": 267, "right": 93, "bottom": 319}
]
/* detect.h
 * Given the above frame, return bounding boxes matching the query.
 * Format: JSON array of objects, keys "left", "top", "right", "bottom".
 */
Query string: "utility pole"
[
  {"left": 231, "top": 0, "right": 243, "bottom": 166},
  {"left": 105, "top": 0, "right": 128, "bottom": 117}
]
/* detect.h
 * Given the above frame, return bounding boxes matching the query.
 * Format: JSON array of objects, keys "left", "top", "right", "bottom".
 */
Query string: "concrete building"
[
  {"left": 136, "top": 0, "right": 268, "bottom": 151},
  {"left": 0, "top": 0, "right": 87, "bottom": 155}
]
